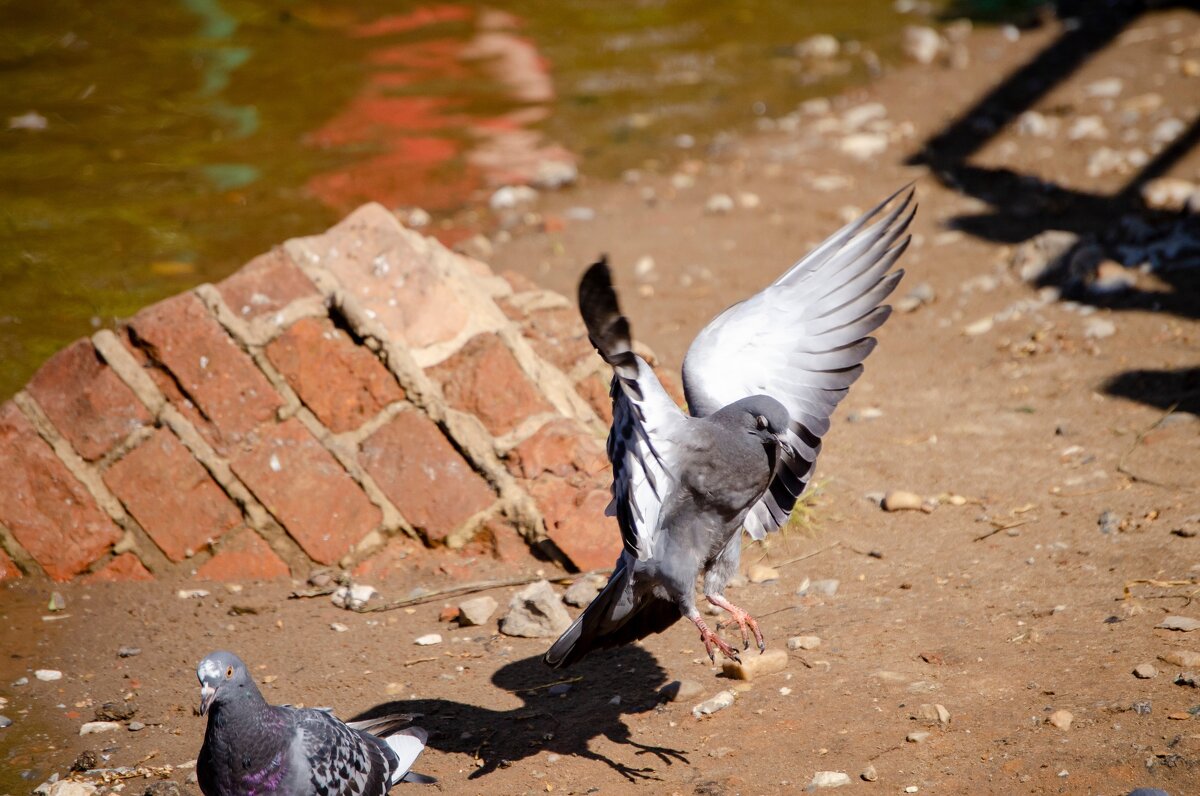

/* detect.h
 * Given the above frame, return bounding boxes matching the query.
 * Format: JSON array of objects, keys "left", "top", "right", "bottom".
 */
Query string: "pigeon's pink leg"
[
  {"left": 687, "top": 613, "right": 741, "bottom": 663},
  {"left": 706, "top": 594, "right": 766, "bottom": 653}
]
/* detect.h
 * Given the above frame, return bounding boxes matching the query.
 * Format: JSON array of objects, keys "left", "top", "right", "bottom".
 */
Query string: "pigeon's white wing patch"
[
  {"left": 607, "top": 355, "right": 688, "bottom": 560},
  {"left": 682, "top": 187, "right": 914, "bottom": 538}
]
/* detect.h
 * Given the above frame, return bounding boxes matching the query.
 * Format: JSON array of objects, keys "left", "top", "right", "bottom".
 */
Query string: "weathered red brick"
[
  {"left": 428, "top": 334, "right": 554, "bottom": 437},
  {"left": 82, "top": 552, "right": 153, "bottom": 583},
  {"left": 217, "top": 247, "right": 319, "bottom": 321},
  {"left": 351, "top": 534, "right": 430, "bottom": 581},
  {"left": 266, "top": 317, "right": 404, "bottom": 433},
  {"left": 510, "top": 305, "right": 596, "bottom": 373},
  {"left": 499, "top": 269, "right": 539, "bottom": 293},
  {"left": 0, "top": 402, "right": 122, "bottom": 581},
  {"left": 527, "top": 478, "right": 620, "bottom": 571},
  {"left": 576, "top": 372, "right": 614, "bottom": 425},
  {"left": 474, "top": 515, "right": 537, "bottom": 564},
  {"left": 507, "top": 418, "right": 607, "bottom": 480},
  {"left": 103, "top": 427, "right": 242, "bottom": 562},
  {"left": 124, "top": 292, "right": 283, "bottom": 453},
  {"left": 195, "top": 530, "right": 290, "bottom": 581},
  {"left": 26, "top": 339, "right": 151, "bottom": 461},
  {"left": 0, "top": 546, "right": 20, "bottom": 581},
  {"left": 231, "top": 418, "right": 381, "bottom": 564},
  {"left": 309, "top": 205, "right": 471, "bottom": 349},
  {"left": 359, "top": 410, "right": 496, "bottom": 543}
]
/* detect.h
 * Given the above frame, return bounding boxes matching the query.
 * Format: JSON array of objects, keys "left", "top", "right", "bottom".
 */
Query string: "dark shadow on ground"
[
  {"left": 353, "top": 645, "right": 688, "bottom": 780},
  {"left": 1103, "top": 367, "right": 1200, "bottom": 414}
]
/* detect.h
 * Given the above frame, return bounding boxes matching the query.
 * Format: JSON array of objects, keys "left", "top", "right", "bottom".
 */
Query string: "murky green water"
[{"left": 1, "top": 0, "right": 930, "bottom": 399}]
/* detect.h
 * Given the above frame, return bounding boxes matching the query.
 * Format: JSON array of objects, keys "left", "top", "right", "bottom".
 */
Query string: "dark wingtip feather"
[{"left": 578, "top": 256, "right": 639, "bottom": 375}]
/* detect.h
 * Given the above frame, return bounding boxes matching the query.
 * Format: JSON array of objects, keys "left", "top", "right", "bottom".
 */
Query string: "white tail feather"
[{"left": 385, "top": 727, "right": 428, "bottom": 784}]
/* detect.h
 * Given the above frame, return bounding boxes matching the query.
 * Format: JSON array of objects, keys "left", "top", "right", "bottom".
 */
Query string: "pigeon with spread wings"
[{"left": 544, "top": 187, "right": 914, "bottom": 668}]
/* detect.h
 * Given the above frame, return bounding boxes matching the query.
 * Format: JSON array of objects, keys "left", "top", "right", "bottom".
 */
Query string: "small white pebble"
[{"left": 414, "top": 634, "right": 443, "bottom": 646}]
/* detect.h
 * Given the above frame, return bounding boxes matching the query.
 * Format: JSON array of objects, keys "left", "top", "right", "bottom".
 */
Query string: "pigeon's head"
[
  {"left": 732, "top": 395, "right": 793, "bottom": 451},
  {"left": 197, "top": 650, "right": 253, "bottom": 716}
]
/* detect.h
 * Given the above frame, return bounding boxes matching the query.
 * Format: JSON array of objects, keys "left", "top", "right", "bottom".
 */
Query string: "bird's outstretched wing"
[
  {"left": 579, "top": 258, "right": 689, "bottom": 561},
  {"left": 681, "top": 187, "right": 914, "bottom": 539}
]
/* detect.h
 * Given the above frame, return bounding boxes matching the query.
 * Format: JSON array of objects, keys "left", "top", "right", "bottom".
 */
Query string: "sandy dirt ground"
[{"left": 3, "top": 9, "right": 1200, "bottom": 796}]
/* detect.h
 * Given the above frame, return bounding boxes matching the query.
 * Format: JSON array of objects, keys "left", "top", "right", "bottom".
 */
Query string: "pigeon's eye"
[
  {"left": 225, "top": 666, "right": 234, "bottom": 679},
  {"left": 755, "top": 415, "right": 769, "bottom": 430}
]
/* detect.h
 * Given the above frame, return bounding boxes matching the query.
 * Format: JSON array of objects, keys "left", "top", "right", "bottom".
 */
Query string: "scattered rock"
[
  {"left": 906, "top": 730, "right": 931, "bottom": 743},
  {"left": 810, "top": 771, "right": 852, "bottom": 788},
  {"left": 547, "top": 683, "right": 573, "bottom": 696},
  {"left": 882, "top": 490, "right": 924, "bottom": 511},
  {"left": 1151, "top": 117, "right": 1185, "bottom": 146},
  {"left": 721, "top": 648, "right": 788, "bottom": 680},
  {"left": 563, "top": 575, "right": 604, "bottom": 607},
  {"left": 329, "top": 622, "right": 349, "bottom": 633},
  {"left": 499, "top": 580, "right": 571, "bottom": 638},
  {"left": 788, "top": 635, "right": 821, "bottom": 650},
  {"left": 1016, "top": 110, "right": 1055, "bottom": 138},
  {"left": 489, "top": 185, "right": 538, "bottom": 211},
  {"left": 144, "top": 782, "right": 182, "bottom": 796},
  {"left": 705, "top": 193, "right": 735, "bottom": 215},
  {"left": 897, "top": 282, "right": 935, "bottom": 313},
  {"left": 35, "top": 669, "right": 62, "bottom": 682},
  {"left": 454, "top": 234, "right": 494, "bottom": 262},
  {"left": 963, "top": 317, "right": 993, "bottom": 336},
  {"left": 795, "top": 34, "right": 840, "bottom": 59},
  {"left": 1085, "top": 77, "right": 1124, "bottom": 98},
  {"left": 1158, "top": 616, "right": 1200, "bottom": 632},
  {"left": 1141, "top": 177, "right": 1196, "bottom": 211},
  {"left": 457, "top": 595, "right": 498, "bottom": 627},
  {"left": 331, "top": 584, "right": 377, "bottom": 611},
  {"left": 46, "top": 783, "right": 97, "bottom": 796},
  {"left": 1010, "top": 229, "right": 1078, "bottom": 283},
  {"left": 414, "top": 633, "right": 442, "bottom": 646},
  {"left": 70, "top": 750, "right": 99, "bottom": 772},
  {"left": 128, "top": 721, "right": 145, "bottom": 731},
  {"left": 861, "top": 763, "right": 878, "bottom": 781},
  {"left": 95, "top": 701, "right": 137, "bottom": 721},
  {"left": 118, "top": 646, "right": 142, "bottom": 658},
  {"left": 660, "top": 679, "right": 703, "bottom": 703},
  {"left": 48, "top": 592, "right": 66, "bottom": 612},
  {"left": 1160, "top": 650, "right": 1200, "bottom": 668},
  {"left": 438, "top": 605, "right": 461, "bottom": 623},
  {"left": 1098, "top": 510, "right": 1122, "bottom": 535},
  {"left": 533, "top": 160, "right": 578, "bottom": 190},
  {"left": 1174, "top": 672, "right": 1198, "bottom": 688},
  {"left": 737, "top": 191, "right": 761, "bottom": 209},
  {"left": 839, "top": 133, "right": 889, "bottom": 160},
  {"left": 841, "top": 103, "right": 888, "bottom": 131},
  {"left": 747, "top": 564, "right": 779, "bottom": 583},
  {"left": 692, "top": 690, "right": 736, "bottom": 718},
  {"left": 1172, "top": 516, "right": 1200, "bottom": 538},
  {"left": 1133, "top": 663, "right": 1158, "bottom": 679},
  {"left": 9, "top": 111, "right": 48, "bottom": 131},
  {"left": 1067, "top": 116, "right": 1107, "bottom": 141},
  {"left": 1047, "top": 709, "right": 1073, "bottom": 730},
  {"left": 803, "top": 579, "right": 840, "bottom": 597},
  {"left": 0, "top": 715, "right": 11, "bottom": 728},
  {"left": 919, "top": 703, "right": 951, "bottom": 725},
  {"left": 1083, "top": 317, "right": 1116, "bottom": 339},
  {"left": 80, "top": 721, "right": 122, "bottom": 736},
  {"left": 902, "top": 26, "right": 944, "bottom": 65},
  {"left": 177, "top": 589, "right": 209, "bottom": 599}
]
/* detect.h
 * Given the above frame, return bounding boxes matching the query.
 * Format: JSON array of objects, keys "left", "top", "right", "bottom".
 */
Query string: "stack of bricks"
[{"left": 0, "top": 203, "right": 646, "bottom": 583}]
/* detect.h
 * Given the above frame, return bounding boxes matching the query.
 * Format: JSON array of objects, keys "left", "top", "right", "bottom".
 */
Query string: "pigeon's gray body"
[
  {"left": 196, "top": 651, "right": 430, "bottom": 796},
  {"left": 545, "top": 188, "right": 914, "bottom": 668}
]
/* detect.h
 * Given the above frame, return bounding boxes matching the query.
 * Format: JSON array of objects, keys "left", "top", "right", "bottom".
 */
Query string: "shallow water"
[{"left": 1, "top": 0, "right": 928, "bottom": 399}]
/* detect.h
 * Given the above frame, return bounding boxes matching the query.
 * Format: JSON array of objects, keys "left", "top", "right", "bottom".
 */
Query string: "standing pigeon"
[
  {"left": 196, "top": 651, "right": 433, "bottom": 795},
  {"left": 545, "top": 188, "right": 914, "bottom": 667}
]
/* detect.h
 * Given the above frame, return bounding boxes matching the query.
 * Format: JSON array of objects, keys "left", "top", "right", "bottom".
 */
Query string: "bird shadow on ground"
[{"left": 353, "top": 645, "right": 688, "bottom": 781}]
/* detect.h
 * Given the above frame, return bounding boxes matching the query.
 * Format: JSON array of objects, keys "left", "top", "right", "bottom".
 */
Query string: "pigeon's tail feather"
[
  {"left": 382, "top": 727, "right": 428, "bottom": 786},
  {"left": 401, "top": 771, "right": 438, "bottom": 784},
  {"left": 544, "top": 561, "right": 679, "bottom": 668},
  {"left": 578, "top": 257, "right": 639, "bottom": 383}
]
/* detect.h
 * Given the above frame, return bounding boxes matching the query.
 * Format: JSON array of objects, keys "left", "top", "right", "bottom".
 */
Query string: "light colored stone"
[
  {"left": 79, "top": 721, "right": 121, "bottom": 735},
  {"left": 902, "top": 26, "right": 944, "bottom": 65},
  {"left": 35, "top": 669, "right": 62, "bottom": 682},
  {"left": 563, "top": 574, "right": 604, "bottom": 608},
  {"left": 906, "top": 730, "right": 931, "bottom": 743},
  {"left": 747, "top": 564, "right": 780, "bottom": 583},
  {"left": 795, "top": 34, "right": 840, "bottom": 59},
  {"left": 963, "top": 317, "right": 994, "bottom": 336},
  {"left": 1141, "top": 177, "right": 1196, "bottom": 211},
  {"left": 1133, "top": 663, "right": 1158, "bottom": 679},
  {"left": 1158, "top": 616, "right": 1200, "bottom": 632},
  {"left": 331, "top": 583, "right": 377, "bottom": 611},
  {"left": 1089, "top": 261, "right": 1136, "bottom": 295},
  {"left": 1047, "top": 709, "right": 1073, "bottom": 730},
  {"left": 414, "top": 633, "right": 442, "bottom": 646},
  {"left": 840, "top": 133, "right": 889, "bottom": 160},
  {"left": 692, "top": 690, "right": 736, "bottom": 718},
  {"left": 457, "top": 595, "right": 498, "bottom": 627},
  {"left": 1011, "top": 229, "right": 1078, "bottom": 283},
  {"left": 1016, "top": 110, "right": 1055, "bottom": 138},
  {"left": 1085, "top": 77, "right": 1123, "bottom": 98},
  {"left": 861, "top": 764, "right": 878, "bottom": 782},
  {"left": 661, "top": 679, "right": 703, "bottom": 703},
  {"left": 919, "top": 703, "right": 951, "bottom": 725},
  {"left": 841, "top": 102, "right": 888, "bottom": 131},
  {"left": 705, "top": 193, "right": 735, "bottom": 215},
  {"left": 1067, "top": 116, "right": 1107, "bottom": 141},
  {"left": 499, "top": 580, "right": 572, "bottom": 638},
  {"left": 810, "top": 771, "right": 852, "bottom": 788},
  {"left": 882, "top": 490, "right": 924, "bottom": 511},
  {"left": 490, "top": 185, "right": 538, "bottom": 210},
  {"left": 721, "top": 648, "right": 788, "bottom": 680},
  {"left": 47, "top": 783, "right": 98, "bottom": 796},
  {"left": 807, "top": 579, "right": 839, "bottom": 597},
  {"left": 330, "top": 622, "right": 349, "bottom": 632},
  {"left": 1083, "top": 318, "right": 1116, "bottom": 339},
  {"left": 1161, "top": 650, "right": 1200, "bottom": 668},
  {"left": 788, "top": 635, "right": 821, "bottom": 650}
]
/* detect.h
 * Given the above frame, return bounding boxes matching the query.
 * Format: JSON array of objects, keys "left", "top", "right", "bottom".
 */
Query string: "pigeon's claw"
[
  {"left": 707, "top": 594, "right": 767, "bottom": 654},
  {"left": 689, "top": 614, "right": 740, "bottom": 663}
]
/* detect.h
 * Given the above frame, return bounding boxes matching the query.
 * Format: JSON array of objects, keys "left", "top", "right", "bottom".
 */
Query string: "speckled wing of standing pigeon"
[{"left": 196, "top": 651, "right": 432, "bottom": 796}]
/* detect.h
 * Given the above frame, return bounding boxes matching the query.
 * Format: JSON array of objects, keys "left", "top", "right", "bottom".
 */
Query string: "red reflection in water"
[{"left": 305, "top": 5, "right": 574, "bottom": 216}]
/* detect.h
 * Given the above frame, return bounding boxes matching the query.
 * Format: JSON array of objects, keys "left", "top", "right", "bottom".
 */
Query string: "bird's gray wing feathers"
[
  {"left": 294, "top": 708, "right": 394, "bottom": 796},
  {"left": 579, "top": 258, "right": 688, "bottom": 560},
  {"left": 681, "top": 187, "right": 913, "bottom": 539}
]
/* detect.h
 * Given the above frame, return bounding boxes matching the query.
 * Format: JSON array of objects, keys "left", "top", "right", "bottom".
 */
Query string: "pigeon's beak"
[{"left": 199, "top": 683, "right": 216, "bottom": 716}]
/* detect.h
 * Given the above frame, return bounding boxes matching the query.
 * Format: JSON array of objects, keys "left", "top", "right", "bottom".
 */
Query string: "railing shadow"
[
  {"left": 908, "top": 0, "right": 1200, "bottom": 410},
  {"left": 353, "top": 645, "right": 688, "bottom": 781}
]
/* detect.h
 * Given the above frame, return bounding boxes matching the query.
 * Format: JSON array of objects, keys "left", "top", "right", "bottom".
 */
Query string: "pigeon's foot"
[
  {"left": 706, "top": 594, "right": 766, "bottom": 653},
  {"left": 688, "top": 614, "right": 741, "bottom": 663}
]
